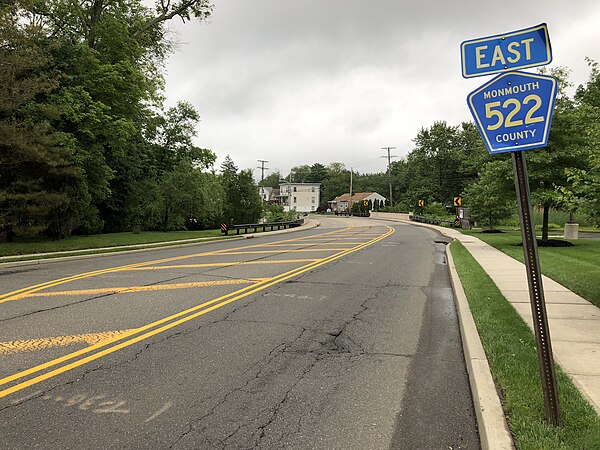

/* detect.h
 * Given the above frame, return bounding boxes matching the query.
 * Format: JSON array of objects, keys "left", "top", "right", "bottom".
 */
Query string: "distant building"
[
  {"left": 329, "top": 192, "right": 386, "bottom": 213},
  {"left": 277, "top": 182, "right": 320, "bottom": 212},
  {"left": 258, "top": 186, "right": 282, "bottom": 204}
]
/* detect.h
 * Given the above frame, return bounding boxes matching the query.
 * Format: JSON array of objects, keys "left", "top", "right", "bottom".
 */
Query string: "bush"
[{"left": 262, "top": 204, "right": 296, "bottom": 223}]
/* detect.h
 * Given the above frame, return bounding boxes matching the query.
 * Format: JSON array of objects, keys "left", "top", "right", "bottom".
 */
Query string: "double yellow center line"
[{"left": 0, "top": 225, "right": 393, "bottom": 399}]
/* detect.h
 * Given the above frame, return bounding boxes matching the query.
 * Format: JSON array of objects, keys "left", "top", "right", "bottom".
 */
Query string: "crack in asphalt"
[
  {"left": 166, "top": 283, "right": 401, "bottom": 449},
  {"left": 166, "top": 329, "right": 307, "bottom": 449}
]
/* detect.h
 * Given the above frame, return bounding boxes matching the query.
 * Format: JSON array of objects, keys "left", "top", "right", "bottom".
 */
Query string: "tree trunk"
[
  {"left": 541, "top": 204, "right": 550, "bottom": 243},
  {"left": 162, "top": 204, "right": 169, "bottom": 231},
  {"left": 4, "top": 226, "right": 14, "bottom": 243}
]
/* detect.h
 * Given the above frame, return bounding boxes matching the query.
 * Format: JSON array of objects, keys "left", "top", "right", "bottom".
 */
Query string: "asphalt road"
[{"left": 0, "top": 217, "right": 479, "bottom": 449}]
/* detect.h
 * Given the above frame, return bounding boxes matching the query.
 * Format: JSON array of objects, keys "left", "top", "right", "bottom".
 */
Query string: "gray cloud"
[{"left": 163, "top": 0, "right": 600, "bottom": 175}]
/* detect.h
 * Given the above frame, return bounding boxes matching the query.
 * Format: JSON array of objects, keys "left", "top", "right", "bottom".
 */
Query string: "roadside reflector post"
[{"left": 512, "top": 150, "right": 561, "bottom": 426}]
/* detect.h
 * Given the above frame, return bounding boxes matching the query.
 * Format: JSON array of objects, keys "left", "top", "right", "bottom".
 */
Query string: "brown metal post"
[{"left": 512, "top": 151, "right": 561, "bottom": 426}]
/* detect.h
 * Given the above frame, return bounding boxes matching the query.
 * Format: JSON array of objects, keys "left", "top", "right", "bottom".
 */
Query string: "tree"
[
  {"left": 0, "top": 2, "right": 85, "bottom": 240},
  {"left": 220, "top": 156, "right": 262, "bottom": 224},
  {"left": 262, "top": 170, "right": 282, "bottom": 188},
  {"left": 397, "top": 121, "right": 488, "bottom": 211},
  {"left": 152, "top": 101, "right": 216, "bottom": 175},
  {"left": 321, "top": 162, "right": 349, "bottom": 202},
  {"left": 306, "top": 163, "right": 328, "bottom": 184},
  {"left": 563, "top": 59, "right": 600, "bottom": 225},
  {"left": 353, "top": 172, "right": 388, "bottom": 197},
  {"left": 288, "top": 165, "right": 311, "bottom": 183},
  {"left": 463, "top": 160, "right": 515, "bottom": 230},
  {"left": 159, "top": 159, "right": 223, "bottom": 231},
  {"left": 0, "top": 0, "right": 215, "bottom": 238},
  {"left": 526, "top": 67, "right": 591, "bottom": 242}
]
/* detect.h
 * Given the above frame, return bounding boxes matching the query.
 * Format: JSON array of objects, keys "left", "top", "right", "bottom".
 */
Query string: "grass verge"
[
  {"left": 0, "top": 230, "right": 228, "bottom": 259},
  {"left": 450, "top": 241, "right": 600, "bottom": 449},
  {"left": 459, "top": 230, "right": 600, "bottom": 309}
]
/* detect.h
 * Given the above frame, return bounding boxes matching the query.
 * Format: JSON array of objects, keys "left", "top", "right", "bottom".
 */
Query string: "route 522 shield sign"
[{"left": 467, "top": 71, "right": 557, "bottom": 154}]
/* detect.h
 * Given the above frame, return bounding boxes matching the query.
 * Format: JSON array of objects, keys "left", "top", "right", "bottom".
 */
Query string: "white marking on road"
[
  {"left": 144, "top": 402, "right": 174, "bottom": 423},
  {"left": 10, "top": 390, "right": 43, "bottom": 405},
  {"left": 263, "top": 292, "right": 327, "bottom": 301}
]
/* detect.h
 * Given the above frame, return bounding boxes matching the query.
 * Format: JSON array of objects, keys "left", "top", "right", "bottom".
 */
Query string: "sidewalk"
[{"left": 446, "top": 228, "right": 600, "bottom": 415}]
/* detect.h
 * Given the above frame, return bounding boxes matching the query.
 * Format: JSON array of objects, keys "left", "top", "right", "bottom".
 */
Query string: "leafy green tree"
[
  {"left": 463, "top": 160, "right": 515, "bottom": 230},
  {"left": 159, "top": 159, "right": 223, "bottom": 231},
  {"left": 288, "top": 165, "right": 311, "bottom": 183},
  {"left": 306, "top": 163, "right": 328, "bottom": 184},
  {"left": 353, "top": 172, "right": 388, "bottom": 197},
  {"left": 152, "top": 101, "right": 216, "bottom": 175},
  {"left": 397, "top": 121, "right": 488, "bottom": 211},
  {"left": 0, "top": 0, "right": 214, "bottom": 238},
  {"left": 321, "top": 162, "right": 350, "bottom": 202},
  {"left": 262, "top": 170, "right": 282, "bottom": 188},
  {"left": 220, "top": 156, "right": 262, "bottom": 224},
  {"left": 563, "top": 59, "right": 600, "bottom": 225},
  {"left": 526, "top": 67, "right": 591, "bottom": 241},
  {"left": 0, "top": 3, "right": 85, "bottom": 240}
]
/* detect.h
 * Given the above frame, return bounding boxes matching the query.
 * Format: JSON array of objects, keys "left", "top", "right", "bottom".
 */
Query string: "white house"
[{"left": 278, "top": 183, "right": 320, "bottom": 212}]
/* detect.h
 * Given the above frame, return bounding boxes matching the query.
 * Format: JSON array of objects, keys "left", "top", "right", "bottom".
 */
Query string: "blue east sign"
[
  {"left": 461, "top": 23, "right": 552, "bottom": 78},
  {"left": 467, "top": 71, "right": 558, "bottom": 154}
]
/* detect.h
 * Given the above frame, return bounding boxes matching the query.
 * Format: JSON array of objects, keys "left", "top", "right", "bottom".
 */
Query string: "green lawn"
[
  {"left": 459, "top": 230, "right": 600, "bottom": 309},
  {"left": 0, "top": 229, "right": 226, "bottom": 258},
  {"left": 451, "top": 241, "right": 600, "bottom": 449}
]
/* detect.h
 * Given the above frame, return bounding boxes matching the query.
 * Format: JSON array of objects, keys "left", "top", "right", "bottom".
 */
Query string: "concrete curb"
[
  {"left": 446, "top": 246, "right": 515, "bottom": 450},
  {"left": 0, "top": 219, "right": 320, "bottom": 269}
]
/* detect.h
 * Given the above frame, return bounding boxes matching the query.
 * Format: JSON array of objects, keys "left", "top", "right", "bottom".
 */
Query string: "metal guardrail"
[
  {"left": 412, "top": 215, "right": 461, "bottom": 228},
  {"left": 221, "top": 219, "right": 304, "bottom": 235},
  {"left": 334, "top": 211, "right": 371, "bottom": 217}
]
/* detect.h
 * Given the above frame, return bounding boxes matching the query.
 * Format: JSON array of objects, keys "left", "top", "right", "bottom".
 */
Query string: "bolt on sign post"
[{"left": 462, "top": 23, "right": 560, "bottom": 426}]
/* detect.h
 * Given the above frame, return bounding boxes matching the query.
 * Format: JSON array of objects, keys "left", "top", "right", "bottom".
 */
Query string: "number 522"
[{"left": 485, "top": 95, "right": 543, "bottom": 130}]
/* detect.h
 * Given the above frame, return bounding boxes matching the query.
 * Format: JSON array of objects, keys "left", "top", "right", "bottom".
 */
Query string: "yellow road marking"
[
  {"left": 0, "top": 226, "right": 354, "bottom": 304},
  {"left": 0, "top": 330, "right": 135, "bottom": 355},
  {"left": 0, "top": 258, "right": 318, "bottom": 304},
  {"left": 0, "top": 226, "right": 394, "bottom": 398},
  {"left": 219, "top": 249, "right": 349, "bottom": 255},
  {"left": 22, "top": 279, "right": 269, "bottom": 298},
  {"left": 123, "top": 259, "right": 321, "bottom": 271}
]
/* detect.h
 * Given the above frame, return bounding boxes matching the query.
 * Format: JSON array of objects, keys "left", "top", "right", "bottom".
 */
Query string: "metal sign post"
[
  {"left": 462, "top": 23, "right": 561, "bottom": 426},
  {"left": 512, "top": 151, "right": 561, "bottom": 425}
]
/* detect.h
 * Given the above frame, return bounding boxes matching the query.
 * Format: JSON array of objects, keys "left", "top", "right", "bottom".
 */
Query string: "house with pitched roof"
[{"left": 328, "top": 192, "right": 386, "bottom": 213}]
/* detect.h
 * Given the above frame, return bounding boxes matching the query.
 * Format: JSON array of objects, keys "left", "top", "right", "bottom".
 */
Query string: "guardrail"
[
  {"left": 412, "top": 215, "right": 461, "bottom": 228},
  {"left": 221, "top": 219, "right": 304, "bottom": 235},
  {"left": 334, "top": 211, "right": 371, "bottom": 217}
]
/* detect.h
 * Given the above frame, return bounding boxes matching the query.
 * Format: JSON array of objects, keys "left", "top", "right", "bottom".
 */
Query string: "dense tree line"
[{"left": 0, "top": 1, "right": 262, "bottom": 241}]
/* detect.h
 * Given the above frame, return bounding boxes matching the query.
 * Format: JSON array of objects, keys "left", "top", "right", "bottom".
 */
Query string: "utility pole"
[
  {"left": 349, "top": 167, "right": 353, "bottom": 198},
  {"left": 349, "top": 167, "right": 353, "bottom": 213},
  {"left": 257, "top": 159, "right": 269, "bottom": 202},
  {"left": 381, "top": 147, "right": 397, "bottom": 206}
]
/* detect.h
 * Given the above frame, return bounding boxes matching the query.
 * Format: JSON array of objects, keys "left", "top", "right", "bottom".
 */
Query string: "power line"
[
  {"left": 257, "top": 159, "right": 269, "bottom": 201},
  {"left": 381, "top": 147, "right": 398, "bottom": 205}
]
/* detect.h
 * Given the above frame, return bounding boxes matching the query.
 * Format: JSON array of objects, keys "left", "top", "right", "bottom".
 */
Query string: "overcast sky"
[{"left": 161, "top": 0, "right": 600, "bottom": 178}]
